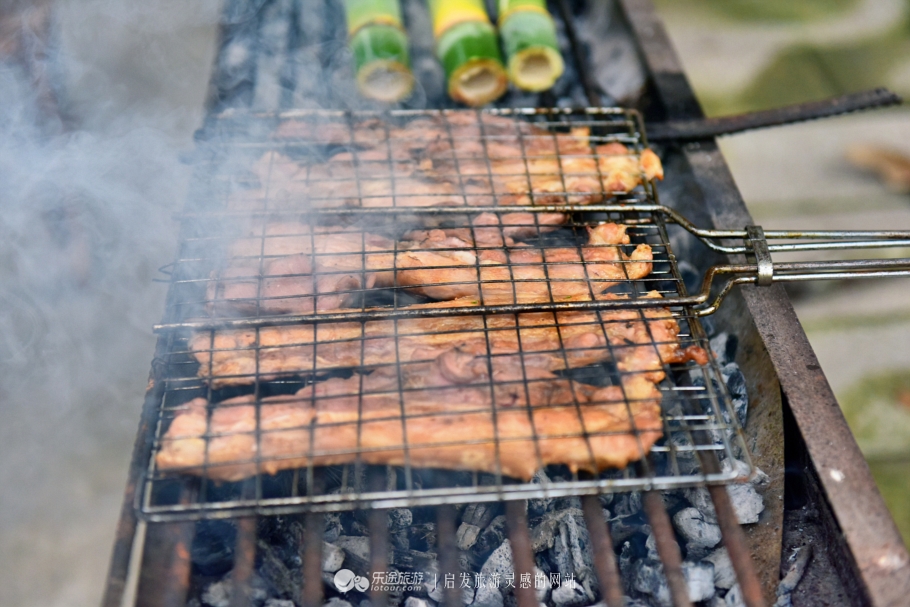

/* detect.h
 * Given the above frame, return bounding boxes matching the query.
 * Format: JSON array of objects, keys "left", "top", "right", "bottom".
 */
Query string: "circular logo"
[
  {"left": 334, "top": 569, "right": 370, "bottom": 593},
  {"left": 354, "top": 576, "right": 370, "bottom": 592}
]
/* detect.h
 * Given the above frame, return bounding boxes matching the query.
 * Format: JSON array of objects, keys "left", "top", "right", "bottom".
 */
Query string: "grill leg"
[
  {"left": 581, "top": 494, "right": 625, "bottom": 607},
  {"left": 505, "top": 500, "right": 538, "bottom": 607}
]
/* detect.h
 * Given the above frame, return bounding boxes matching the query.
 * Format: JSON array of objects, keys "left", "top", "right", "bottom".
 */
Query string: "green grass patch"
[
  {"left": 866, "top": 458, "right": 910, "bottom": 544},
  {"left": 840, "top": 369, "right": 910, "bottom": 543},
  {"left": 700, "top": 37, "right": 910, "bottom": 116},
  {"left": 654, "top": 0, "right": 858, "bottom": 23},
  {"left": 701, "top": 0, "right": 858, "bottom": 22},
  {"left": 839, "top": 369, "right": 910, "bottom": 459}
]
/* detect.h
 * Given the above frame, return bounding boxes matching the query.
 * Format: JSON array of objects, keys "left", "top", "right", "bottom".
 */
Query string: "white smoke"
[{"left": 0, "top": 1, "right": 219, "bottom": 605}]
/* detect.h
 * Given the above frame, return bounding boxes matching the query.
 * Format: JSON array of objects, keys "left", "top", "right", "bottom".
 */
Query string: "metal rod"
[
  {"left": 135, "top": 520, "right": 195, "bottom": 607},
  {"left": 505, "top": 500, "right": 538, "bottom": 607},
  {"left": 437, "top": 505, "right": 462, "bottom": 607},
  {"left": 229, "top": 516, "right": 258, "bottom": 607},
  {"left": 708, "top": 484, "right": 767, "bottom": 607},
  {"left": 646, "top": 88, "right": 902, "bottom": 141},
  {"left": 581, "top": 494, "right": 625, "bottom": 607},
  {"left": 302, "top": 512, "right": 325, "bottom": 607},
  {"left": 642, "top": 491, "right": 693, "bottom": 607},
  {"left": 368, "top": 469, "right": 390, "bottom": 607}
]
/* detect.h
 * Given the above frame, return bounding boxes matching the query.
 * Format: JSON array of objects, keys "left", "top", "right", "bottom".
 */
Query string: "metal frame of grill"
[{"left": 139, "top": 107, "right": 754, "bottom": 523}]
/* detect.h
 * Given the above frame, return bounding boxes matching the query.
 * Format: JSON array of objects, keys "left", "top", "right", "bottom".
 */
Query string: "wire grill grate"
[{"left": 139, "top": 108, "right": 753, "bottom": 522}]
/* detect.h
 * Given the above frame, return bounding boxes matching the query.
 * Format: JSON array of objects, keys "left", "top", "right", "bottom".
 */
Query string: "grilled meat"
[
  {"left": 158, "top": 113, "right": 683, "bottom": 483},
  {"left": 231, "top": 113, "right": 662, "bottom": 211},
  {"left": 190, "top": 291, "right": 685, "bottom": 389},
  {"left": 207, "top": 218, "right": 651, "bottom": 315},
  {"left": 156, "top": 348, "right": 664, "bottom": 481}
]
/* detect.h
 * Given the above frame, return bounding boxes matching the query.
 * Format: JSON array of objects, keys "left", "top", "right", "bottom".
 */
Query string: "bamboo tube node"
[
  {"left": 498, "top": 1, "right": 564, "bottom": 92},
  {"left": 344, "top": 0, "right": 414, "bottom": 103},
  {"left": 430, "top": 1, "right": 508, "bottom": 106}
]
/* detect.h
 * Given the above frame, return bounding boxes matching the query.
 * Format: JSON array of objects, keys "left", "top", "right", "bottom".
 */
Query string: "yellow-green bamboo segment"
[
  {"left": 498, "top": 0, "right": 564, "bottom": 91},
  {"left": 344, "top": 0, "right": 414, "bottom": 102},
  {"left": 428, "top": 0, "right": 508, "bottom": 106}
]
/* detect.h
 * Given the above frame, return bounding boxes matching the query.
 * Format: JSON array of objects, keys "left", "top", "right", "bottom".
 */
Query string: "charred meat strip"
[
  {"left": 156, "top": 348, "right": 664, "bottom": 482},
  {"left": 206, "top": 217, "right": 652, "bottom": 315},
  {"left": 190, "top": 292, "right": 689, "bottom": 389}
]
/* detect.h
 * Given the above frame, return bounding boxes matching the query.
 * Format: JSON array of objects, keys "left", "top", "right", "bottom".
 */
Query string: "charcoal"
[
  {"left": 672, "top": 507, "right": 721, "bottom": 559},
  {"left": 388, "top": 511, "right": 413, "bottom": 553},
  {"left": 709, "top": 332, "right": 738, "bottom": 365},
  {"left": 553, "top": 496, "right": 583, "bottom": 511},
  {"left": 188, "top": 599, "right": 202, "bottom": 607},
  {"left": 325, "top": 598, "right": 354, "bottom": 607},
  {"left": 202, "top": 573, "right": 268, "bottom": 607},
  {"left": 632, "top": 560, "right": 715, "bottom": 606},
  {"left": 391, "top": 530, "right": 411, "bottom": 550},
  {"left": 726, "top": 583, "right": 746, "bottom": 607},
  {"left": 683, "top": 562, "right": 715, "bottom": 602},
  {"left": 721, "top": 363, "right": 748, "bottom": 428},
  {"left": 192, "top": 520, "right": 236, "bottom": 577},
  {"left": 608, "top": 515, "right": 644, "bottom": 547},
  {"left": 533, "top": 567, "right": 551, "bottom": 603},
  {"left": 644, "top": 529, "right": 658, "bottom": 561},
  {"left": 265, "top": 600, "right": 295, "bottom": 607},
  {"left": 410, "top": 522, "right": 437, "bottom": 552},
  {"left": 530, "top": 515, "right": 558, "bottom": 553},
  {"left": 686, "top": 472, "right": 764, "bottom": 526},
  {"left": 425, "top": 568, "right": 475, "bottom": 605},
  {"left": 325, "top": 513, "right": 344, "bottom": 543},
  {"left": 631, "top": 559, "right": 668, "bottom": 606},
  {"left": 462, "top": 503, "right": 498, "bottom": 529},
  {"left": 335, "top": 536, "right": 370, "bottom": 574},
  {"left": 774, "top": 545, "right": 812, "bottom": 607},
  {"left": 404, "top": 598, "right": 432, "bottom": 607},
  {"left": 550, "top": 576, "right": 595, "bottom": 607},
  {"left": 703, "top": 547, "right": 736, "bottom": 590},
  {"left": 389, "top": 509, "right": 414, "bottom": 529},
  {"left": 547, "top": 508, "right": 593, "bottom": 575},
  {"left": 456, "top": 523, "right": 482, "bottom": 550},
  {"left": 751, "top": 466, "right": 771, "bottom": 489},
  {"left": 473, "top": 515, "right": 508, "bottom": 558},
  {"left": 598, "top": 493, "right": 614, "bottom": 508},
  {"left": 391, "top": 548, "right": 436, "bottom": 571},
  {"left": 472, "top": 585, "right": 504, "bottom": 607},
  {"left": 618, "top": 541, "right": 636, "bottom": 582},
  {"left": 528, "top": 470, "right": 555, "bottom": 517},
  {"left": 479, "top": 539, "right": 514, "bottom": 586},
  {"left": 667, "top": 433, "right": 700, "bottom": 475},
  {"left": 611, "top": 492, "right": 642, "bottom": 518},
  {"left": 259, "top": 539, "right": 300, "bottom": 603},
  {"left": 727, "top": 484, "right": 764, "bottom": 524},
  {"left": 324, "top": 542, "right": 346, "bottom": 573}
]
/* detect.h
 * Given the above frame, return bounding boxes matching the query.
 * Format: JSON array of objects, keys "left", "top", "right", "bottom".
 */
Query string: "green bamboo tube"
[
  {"left": 344, "top": 0, "right": 414, "bottom": 102},
  {"left": 429, "top": 0, "right": 508, "bottom": 106},
  {"left": 498, "top": 0, "right": 564, "bottom": 92}
]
